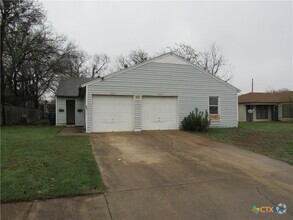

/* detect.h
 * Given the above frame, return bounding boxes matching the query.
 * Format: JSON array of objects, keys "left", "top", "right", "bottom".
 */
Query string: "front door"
[
  {"left": 246, "top": 105, "right": 253, "bottom": 122},
  {"left": 66, "top": 100, "right": 75, "bottom": 125},
  {"left": 271, "top": 105, "right": 278, "bottom": 121}
]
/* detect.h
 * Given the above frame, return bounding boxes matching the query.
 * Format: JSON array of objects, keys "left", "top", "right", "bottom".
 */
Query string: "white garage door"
[
  {"left": 142, "top": 97, "right": 178, "bottom": 130},
  {"left": 92, "top": 96, "right": 133, "bottom": 132}
]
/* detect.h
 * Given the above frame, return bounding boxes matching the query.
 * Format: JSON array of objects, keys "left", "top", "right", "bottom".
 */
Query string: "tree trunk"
[
  {"left": 34, "top": 77, "right": 39, "bottom": 109},
  {"left": 13, "top": 71, "right": 18, "bottom": 99},
  {"left": 1, "top": 12, "right": 6, "bottom": 125},
  {"left": 34, "top": 97, "right": 39, "bottom": 109}
]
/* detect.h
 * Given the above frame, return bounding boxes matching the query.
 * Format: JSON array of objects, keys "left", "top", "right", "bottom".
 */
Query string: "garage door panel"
[
  {"left": 142, "top": 97, "right": 177, "bottom": 130},
  {"left": 92, "top": 96, "right": 133, "bottom": 132}
]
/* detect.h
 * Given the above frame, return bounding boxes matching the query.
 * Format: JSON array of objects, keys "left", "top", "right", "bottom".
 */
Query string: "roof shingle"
[
  {"left": 238, "top": 92, "right": 293, "bottom": 104},
  {"left": 56, "top": 77, "right": 94, "bottom": 97}
]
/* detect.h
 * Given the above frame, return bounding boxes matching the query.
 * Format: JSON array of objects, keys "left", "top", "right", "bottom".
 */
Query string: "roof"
[
  {"left": 81, "top": 52, "right": 240, "bottom": 92},
  {"left": 238, "top": 92, "right": 293, "bottom": 104},
  {"left": 56, "top": 77, "right": 94, "bottom": 97}
]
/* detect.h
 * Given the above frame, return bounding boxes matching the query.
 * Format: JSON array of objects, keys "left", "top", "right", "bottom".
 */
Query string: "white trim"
[
  {"left": 208, "top": 96, "right": 220, "bottom": 114},
  {"left": 132, "top": 96, "right": 135, "bottom": 131},
  {"left": 85, "top": 86, "right": 89, "bottom": 133},
  {"left": 172, "top": 54, "right": 240, "bottom": 92},
  {"left": 208, "top": 96, "right": 221, "bottom": 122},
  {"left": 236, "top": 94, "right": 239, "bottom": 124},
  {"left": 177, "top": 97, "right": 179, "bottom": 129},
  {"left": 196, "top": 66, "right": 240, "bottom": 93},
  {"left": 55, "top": 96, "right": 58, "bottom": 125}
]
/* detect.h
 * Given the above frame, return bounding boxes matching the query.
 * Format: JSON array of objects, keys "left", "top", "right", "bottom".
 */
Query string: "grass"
[
  {"left": 1, "top": 126, "right": 103, "bottom": 203},
  {"left": 202, "top": 122, "right": 293, "bottom": 165}
]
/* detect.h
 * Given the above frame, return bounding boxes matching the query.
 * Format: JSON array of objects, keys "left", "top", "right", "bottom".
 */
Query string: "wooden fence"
[{"left": 1, "top": 105, "right": 41, "bottom": 125}]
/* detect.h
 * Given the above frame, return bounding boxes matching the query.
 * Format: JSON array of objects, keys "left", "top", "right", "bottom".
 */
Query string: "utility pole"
[{"left": 251, "top": 78, "right": 254, "bottom": 93}]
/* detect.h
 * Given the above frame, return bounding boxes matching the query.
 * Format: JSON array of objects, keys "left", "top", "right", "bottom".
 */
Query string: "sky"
[{"left": 42, "top": 0, "right": 293, "bottom": 94}]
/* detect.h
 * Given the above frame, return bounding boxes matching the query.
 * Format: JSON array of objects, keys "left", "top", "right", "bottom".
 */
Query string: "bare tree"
[
  {"left": 198, "top": 43, "right": 224, "bottom": 74},
  {"left": 167, "top": 43, "right": 198, "bottom": 64},
  {"left": 90, "top": 54, "right": 110, "bottom": 78},
  {"left": 115, "top": 54, "right": 132, "bottom": 70},
  {"left": 168, "top": 43, "right": 232, "bottom": 82},
  {"left": 115, "top": 49, "right": 149, "bottom": 70},
  {"left": 198, "top": 43, "right": 231, "bottom": 81},
  {"left": 19, "top": 32, "right": 75, "bottom": 109},
  {"left": 1, "top": 0, "right": 46, "bottom": 112},
  {"left": 129, "top": 49, "right": 149, "bottom": 65},
  {"left": 266, "top": 88, "right": 290, "bottom": 93},
  {"left": 0, "top": 0, "right": 89, "bottom": 113},
  {"left": 153, "top": 48, "right": 168, "bottom": 57},
  {"left": 55, "top": 43, "right": 89, "bottom": 77}
]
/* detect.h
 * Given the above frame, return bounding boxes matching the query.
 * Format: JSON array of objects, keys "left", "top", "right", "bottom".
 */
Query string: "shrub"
[{"left": 181, "top": 108, "right": 211, "bottom": 132}]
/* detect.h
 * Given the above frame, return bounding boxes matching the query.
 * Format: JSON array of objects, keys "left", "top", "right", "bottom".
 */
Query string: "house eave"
[
  {"left": 56, "top": 95, "right": 80, "bottom": 98},
  {"left": 238, "top": 102, "right": 280, "bottom": 105}
]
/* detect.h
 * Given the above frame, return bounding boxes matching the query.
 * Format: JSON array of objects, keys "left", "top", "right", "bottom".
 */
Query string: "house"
[
  {"left": 56, "top": 77, "right": 93, "bottom": 126},
  {"left": 238, "top": 91, "right": 293, "bottom": 122},
  {"left": 56, "top": 52, "right": 240, "bottom": 133}
]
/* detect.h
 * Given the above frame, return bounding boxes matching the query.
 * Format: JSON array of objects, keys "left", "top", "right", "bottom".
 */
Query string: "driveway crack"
[
  {"left": 104, "top": 193, "right": 113, "bottom": 220},
  {"left": 109, "top": 177, "right": 235, "bottom": 194},
  {"left": 255, "top": 186, "right": 293, "bottom": 217},
  {"left": 256, "top": 186, "right": 276, "bottom": 205},
  {"left": 23, "top": 201, "right": 34, "bottom": 220}
]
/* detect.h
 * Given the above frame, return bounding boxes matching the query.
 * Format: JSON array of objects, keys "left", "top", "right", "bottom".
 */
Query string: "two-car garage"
[
  {"left": 91, "top": 95, "right": 178, "bottom": 132},
  {"left": 56, "top": 53, "right": 239, "bottom": 131}
]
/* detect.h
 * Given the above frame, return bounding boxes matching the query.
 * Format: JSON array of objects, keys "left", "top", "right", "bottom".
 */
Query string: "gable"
[
  {"left": 82, "top": 53, "right": 239, "bottom": 92},
  {"left": 153, "top": 55, "right": 192, "bottom": 65},
  {"left": 87, "top": 61, "right": 237, "bottom": 96}
]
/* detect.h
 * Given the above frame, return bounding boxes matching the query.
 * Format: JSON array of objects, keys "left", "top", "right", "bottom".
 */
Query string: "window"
[
  {"left": 282, "top": 104, "right": 293, "bottom": 118},
  {"left": 209, "top": 97, "right": 219, "bottom": 114},
  {"left": 256, "top": 105, "right": 268, "bottom": 119}
]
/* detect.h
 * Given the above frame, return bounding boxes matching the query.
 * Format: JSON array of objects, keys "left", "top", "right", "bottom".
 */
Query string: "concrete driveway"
[{"left": 91, "top": 130, "right": 293, "bottom": 220}]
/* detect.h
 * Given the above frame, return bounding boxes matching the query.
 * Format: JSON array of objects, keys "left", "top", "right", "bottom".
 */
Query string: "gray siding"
[
  {"left": 56, "top": 97, "right": 85, "bottom": 126},
  {"left": 86, "top": 62, "right": 238, "bottom": 132}
]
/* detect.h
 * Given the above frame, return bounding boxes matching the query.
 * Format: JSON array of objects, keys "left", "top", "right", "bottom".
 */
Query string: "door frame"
[
  {"left": 66, "top": 100, "right": 75, "bottom": 125},
  {"left": 271, "top": 105, "right": 278, "bottom": 121}
]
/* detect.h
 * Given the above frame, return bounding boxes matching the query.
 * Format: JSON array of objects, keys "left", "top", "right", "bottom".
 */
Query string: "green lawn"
[
  {"left": 202, "top": 122, "right": 293, "bottom": 165},
  {"left": 1, "top": 126, "right": 103, "bottom": 203}
]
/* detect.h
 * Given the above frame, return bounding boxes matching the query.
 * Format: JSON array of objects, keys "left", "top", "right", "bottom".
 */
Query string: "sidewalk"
[
  {"left": 57, "top": 127, "right": 87, "bottom": 136},
  {"left": 1, "top": 195, "right": 111, "bottom": 220}
]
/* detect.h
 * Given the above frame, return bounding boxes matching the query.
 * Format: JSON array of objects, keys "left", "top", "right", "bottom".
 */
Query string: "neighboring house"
[
  {"left": 56, "top": 52, "right": 240, "bottom": 133},
  {"left": 238, "top": 92, "right": 293, "bottom": 122}
]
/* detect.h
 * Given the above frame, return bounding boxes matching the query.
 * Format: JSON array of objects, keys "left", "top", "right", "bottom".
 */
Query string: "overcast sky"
[{"left": 42, "top": 0, "right": 292, "bottom": 94}]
